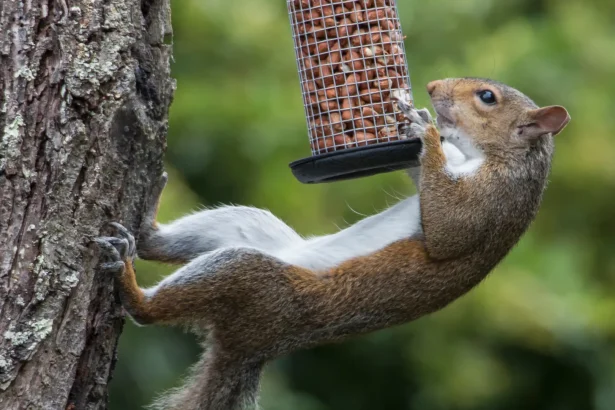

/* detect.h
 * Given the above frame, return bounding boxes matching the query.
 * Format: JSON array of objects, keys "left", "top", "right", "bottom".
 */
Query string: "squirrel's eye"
[{"left": 477, "top": 90, "right": 497, "bottom": 105}]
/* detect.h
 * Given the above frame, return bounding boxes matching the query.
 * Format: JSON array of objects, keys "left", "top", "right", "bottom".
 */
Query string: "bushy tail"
[{"left": 148, "top": 345, "right": 264, "bottom": 410}]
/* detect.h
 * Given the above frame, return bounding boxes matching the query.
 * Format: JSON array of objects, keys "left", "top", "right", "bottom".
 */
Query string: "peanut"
[
  {"left": 343, "top": 73, "right": 358, "bottom": 95},
  {"left": 319, "top": 99, "right": 338, "bottom": 111},
  {"left": 344, "top": 50, "right": 364, "bottom": 71},
  {"left": 318, "top": 64, "right": 333, "bottom": 87},
  {"left": 332, "top": 17, "right": 354, "bottom": 39},
  {"left": 322, "top": 4, "right": 335, "bottom": 17},
  {"left": 302, "top": 81, "right": 316, "bottom": 93},
  {"left": 365, "top": 9, "right": 386, "bottom": 22},
  {"left": 306, "top": 93, "right": 319, "bottom": 107},
  {"left": 324, "top": 17, "right": 337, "bottom": 28},
  {"left": 359, "top": 0, "right": 375, "bottom": 8},
  {"left": 362, "top": 47, "right": 374, "bottom": 58},
  {"left": 387, "top": 69, "right": 401, "bottom": 88},
  {"left": 334, "top": 5, "right": 348, "bottom": 15},
  {"left": 298, "top": 23, "right": 312, "bottom": 35},
  {"left": 355, "top": 131, "right": 376, "bottom": 146},
  {"left": 293, "top": 0, "right": 311, "bottom": 10},
  {"left": 316, "top": 39, "right": 331, "bottom": 55},
  {"left": 378, "top": 126, "right": 398, "bottom": 140},
  {"left": 348, "top": 3, "right": 364, "bottom": 23},
  {"left": 374, "top": 78, "right": 392, "bottom": 89},
  {"left": 313, "top": 25, "right": 328, "bottom": 39},
  {"left": 370, "top": 102, "right": 385, "bottom": 114},
  {"left": 350, "top": 28, "right": 367, "bottom": 46},
  {"left": 325, "top": 86, "right": 337, "bottom": 99},
  {"left": 340, "top": 98, "right": 353, "bottom": 121},
  {"left": 333, "top": 72, "right": 346, "bottom": 86},
  {"left": 334, "top": 134, "right": 355, "bottom": 147},
  {"left": 325, "top": 136, "right": 336, "bottom": 152},
  {"left": 328, "top": 43, "right": 342, "bottom": 65},
  {"left": 353, "top": 117, "right": 375, "bottom": 132},
  {"left": 362, "top": 106, "right": 377, "bottom": 117},
  {"left": 360, "top": 88, "right": 386, "bottom": 103},
  {"left": 330, "top": 112, "right": 345, "bottom": 132},
  {"left": 384, "top": 114, "right": 396, "bottom": 124}
]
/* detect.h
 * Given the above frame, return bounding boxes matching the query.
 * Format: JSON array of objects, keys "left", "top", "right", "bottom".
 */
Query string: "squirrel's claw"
[
  {"left": 393, "top": 96, "right": 434, "bottom": 141},
  {"left": 396, "top": 101, "right": 432, "bottom": 127},
  {"left": 97, "top": 236, "right": 130, "bottom": 260},
  {"left": 94, "top": 233, "right": 133, "bottom": 277},
  {"left": 108, "top": 222, "right": 136, "bottom": 258},
  {"left": 94, "top": 237, "right": 126, "bottom": 276},
  {"left": 395, "top": 104, "right": 432, "bottom": 141},
  {"left": 94, "top": 237, "right": 122, "bottom": 260},
  {"left": 416, "top": 108, "right": 433, "bottom": 125},
  {"left": 100, "top": 261, "right": 126, "bottom": 274},
  {"left": 407, "top": 123, "right": 429, "bottom": 141},
  {"left": 394, "top": 97, "right": 413, "bottom": 119}
]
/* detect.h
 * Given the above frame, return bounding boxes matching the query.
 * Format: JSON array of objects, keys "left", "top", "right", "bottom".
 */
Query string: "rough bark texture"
[{"left": 0, "top": 0, "right": 174, "bottom": 408}]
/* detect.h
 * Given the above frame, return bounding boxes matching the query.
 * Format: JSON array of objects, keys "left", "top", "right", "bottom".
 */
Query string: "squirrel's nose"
[{"left": 426, "top": 80, "right": 441, "bottom": 96}]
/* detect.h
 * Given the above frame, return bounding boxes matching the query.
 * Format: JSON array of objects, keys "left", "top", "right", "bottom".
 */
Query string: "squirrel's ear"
[{"left": 523, "top": 106, "right": 571, "bottom": 138}]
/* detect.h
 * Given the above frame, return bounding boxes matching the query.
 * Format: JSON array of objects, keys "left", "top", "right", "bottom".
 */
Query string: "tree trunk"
[{"left": 0, "top": 0, "right": 174, "bottom": 408}]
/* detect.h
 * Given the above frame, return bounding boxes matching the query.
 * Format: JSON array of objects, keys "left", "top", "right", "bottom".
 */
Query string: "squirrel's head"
[{"left": 426, "top": 78, "right": 570, "bottom": 156}]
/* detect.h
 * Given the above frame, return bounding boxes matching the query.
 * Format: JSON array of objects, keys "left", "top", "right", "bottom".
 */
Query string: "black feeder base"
[{"left": 289, "top": 138, "right": 423, "bottom": 184}]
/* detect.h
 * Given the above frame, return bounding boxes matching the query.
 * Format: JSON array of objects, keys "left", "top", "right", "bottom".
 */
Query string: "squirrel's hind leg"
[
  {"left": 97, "top": 223, "right": 295, "bottom": 331},
  {"left": 135, "top": 172, "right": 305, "bottom": 265},
  {"left": 96, "top": 222, "right": 219, "bottom": 327}
]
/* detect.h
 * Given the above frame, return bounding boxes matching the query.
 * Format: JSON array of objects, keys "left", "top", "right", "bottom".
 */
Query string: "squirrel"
[{"left": 95, "top": 77, "right": 570, "bottom": 410}]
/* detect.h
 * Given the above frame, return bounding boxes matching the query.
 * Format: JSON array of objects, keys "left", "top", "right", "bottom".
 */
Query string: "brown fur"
[{"left": 107, "top": 78, "right": 570, "bottom": 409}]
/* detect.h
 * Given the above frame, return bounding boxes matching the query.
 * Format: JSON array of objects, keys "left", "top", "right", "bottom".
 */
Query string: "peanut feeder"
[{"left": 287, "top": 0, "right": 421, "bottom": 184}]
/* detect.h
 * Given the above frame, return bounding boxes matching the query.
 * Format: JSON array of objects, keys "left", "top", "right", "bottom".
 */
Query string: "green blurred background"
[{"left": 109, "top": 0, "right": 615, "bottom": 408}]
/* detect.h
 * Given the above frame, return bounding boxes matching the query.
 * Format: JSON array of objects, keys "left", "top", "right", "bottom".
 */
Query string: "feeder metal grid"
[{"left": 287, "top": 0, "right": 421, "bottom": 183}]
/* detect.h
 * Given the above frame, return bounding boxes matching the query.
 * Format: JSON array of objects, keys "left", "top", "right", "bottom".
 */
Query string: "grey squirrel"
[{"left": 95, "top": 77, "right": 570, "bottom": 410}]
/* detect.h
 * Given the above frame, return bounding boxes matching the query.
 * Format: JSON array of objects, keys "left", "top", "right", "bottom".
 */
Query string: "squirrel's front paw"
[
  {"left": 394, "top": 98, "right": 434, "bottom": 140},
  {"left": 395, "top": 98, "right": 433, "bottom": 125},
  {"left": 405, "top": 112, "right": 434, "bottom": 141}
]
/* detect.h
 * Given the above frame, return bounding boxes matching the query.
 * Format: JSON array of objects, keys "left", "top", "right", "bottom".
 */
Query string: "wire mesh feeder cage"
[{"left": 287, "top": 0, "right": 421, "bottom": 184}]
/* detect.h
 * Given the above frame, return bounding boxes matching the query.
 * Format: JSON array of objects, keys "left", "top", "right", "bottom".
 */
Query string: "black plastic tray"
[{"left": 289, "top": 138, "right": 422, "bottom": 184}]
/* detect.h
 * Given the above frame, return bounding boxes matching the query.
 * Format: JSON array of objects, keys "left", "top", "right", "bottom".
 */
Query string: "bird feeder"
[{"left": 287, "top": 0, "right": 421, "bottom": 184}]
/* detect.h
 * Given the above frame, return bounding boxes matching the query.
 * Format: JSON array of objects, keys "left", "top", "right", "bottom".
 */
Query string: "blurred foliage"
[{"left": 109, "top": 0, "right": 615, "bottom": 408}]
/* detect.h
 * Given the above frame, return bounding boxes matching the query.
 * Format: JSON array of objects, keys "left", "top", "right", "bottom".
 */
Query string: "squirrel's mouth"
[
  {"left": 431, "top": 101, "right": 456, "bottom": 128},
  {"left": 436, "top": 114, "right": 455, "bottom": 128},
  {"left": 435, "top": 111, "right": 456, "bottom": 131}
]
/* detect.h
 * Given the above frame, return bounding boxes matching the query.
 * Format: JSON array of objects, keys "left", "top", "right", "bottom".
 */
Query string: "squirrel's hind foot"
[
  {"left": 95, "top": 222, "right": 137, "bottom": 275},
  {"left": 108, "top": 222, "right": 137, "bottom": 257}
]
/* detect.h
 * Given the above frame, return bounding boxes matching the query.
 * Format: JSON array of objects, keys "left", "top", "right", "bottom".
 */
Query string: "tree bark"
[{"left": 0, "top": 0, "right": 174, "bottom": 408}]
